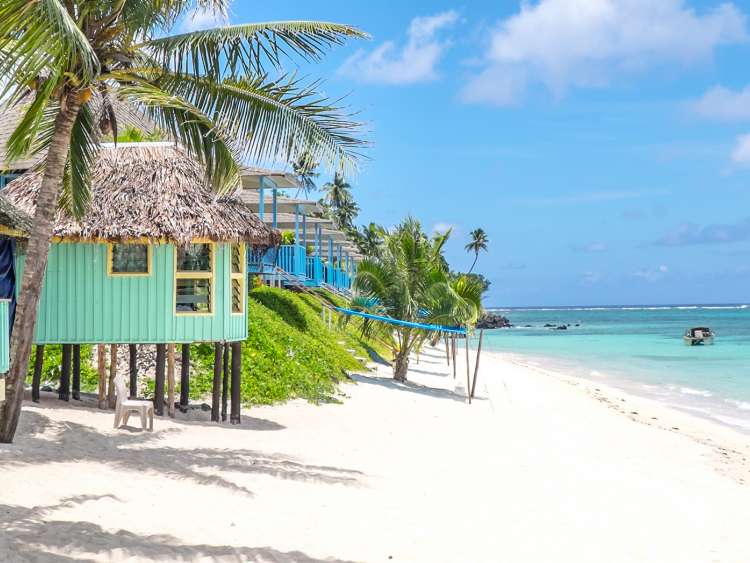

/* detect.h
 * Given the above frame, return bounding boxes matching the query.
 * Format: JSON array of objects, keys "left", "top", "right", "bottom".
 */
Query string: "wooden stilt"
[
  {"left": 451, "top": 335, "right": 457, "bottom": 379},
  {"left": 179, "top": 344, "right": 190, "bottom": 410},
  {"left": 97, "top": 345, "right": 106, "bottom": 409},
  {"left": 154, "top": 344, "right": 165, "bottom": 416},
  {"left": 167, "top": 344, "right": 175, "bottom": 418},
  {"left": 31, "top": 345, "right": 44, "bottom": 403},
  {"left": 221, "top": 342, "right": 229, "bottom": 422},
  {"left": 211, "top": 342, "right": 223, "bottom": 422},
  {"left": 59, "top": 344, "right": 71, "bottom": 401},
  {"left": 445, "top": 335, "right": 450, "bottom": 366},
  {"left": 72, "top": 344, "right": 81, "bottom": 400},
  {"left": 230, "top": 341, "right": 241, "bottom": 425},
  {"left": 470, "top": 329, "right": 484, "bottom": 399},
  {"left": 128, "top": 344, "right": 137, "bottom": 398},
  {"left": 465, "top": 332, "right": 472, "bottom": 404},
  {"left": 107, "top": 344, "right": 117, "bottom": 409}
]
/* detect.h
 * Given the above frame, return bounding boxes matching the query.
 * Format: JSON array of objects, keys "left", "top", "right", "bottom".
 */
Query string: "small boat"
[{"left": 683, "top": 327, "right": 715, "bottom": 346}]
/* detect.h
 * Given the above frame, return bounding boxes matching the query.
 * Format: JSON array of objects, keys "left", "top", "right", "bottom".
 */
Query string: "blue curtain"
[{"left": 0, "top": 237, "right": 17, "bottom": 334}]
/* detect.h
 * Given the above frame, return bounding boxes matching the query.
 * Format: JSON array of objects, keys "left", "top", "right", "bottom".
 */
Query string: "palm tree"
[
  {"left": 321, "top": 172, "right": 353, "bottom": 210},
  {"left": 465, "top": 228, "right": 489, "bottom": 274},
  {"left": 334, "top": 198, "right": 359, "bottom": 230},
  {"left": 355, "top": 222, "right": 385, "bottom": 257},
  {"left": 292, "top": 152, "right": 319, "bottom": 197},
  {"left": 350, "top": 218, "right": 481, "bottom": 381},
  {"left": 0, "top": 1, "right": 367, "bottom": 442}
]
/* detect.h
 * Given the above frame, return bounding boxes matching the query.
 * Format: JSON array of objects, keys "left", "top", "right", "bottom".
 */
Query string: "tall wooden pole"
[
  {"left": 97, "top": 344, "right": 106, "bottom": 409},
  {"left": 230, "top": 341, "right": 241, "bottom": 425},
  {"left": 221, "top": 342, "right": 229, "bottom": 422},
  {"left": 470, "top": 329, "right": 484, "bottom": 399},
  {"left": 128, "top": 344, "right": 137, "bottom": 398},
  {"left": 167, "top": 344, "right": 175, "bottom": 418},
  {"left": 211, "top": 342, "right": 223, "bottom": 422},
  {"left": 179, "top": 344, "right": 190, "bottom": 410},
  {"left": 465, "top": 332, "right": 472, "bottom": 404},
  {"left": 107, "top": 344, "right": 117, "bottom": 408},
  {"left": 451, "top": 335, "right": 456, "bottom": 379},
  {"left": 31, "top": 345, "right": 44, "bottom": 403},
  {"left": 445, "top": 335, "right": 450, "bottom": 366},
  {"left": 59, "top": 344, "right": 71, "bottom": 401},
  {"left": 72, "top": 344, "right": 81, "bottom": 400},
  {"left": 154, "top": 344, "right": 165, "bottom": 416}
]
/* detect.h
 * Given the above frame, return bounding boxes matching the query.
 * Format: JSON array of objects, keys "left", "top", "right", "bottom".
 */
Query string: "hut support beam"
[
  {"left": 470, "top": 329, "right": 484, "bottom": 399},
  {"left": 128, "top": 344, "right": 137, "bottom": 398},
  {"left": 31, "top": 345, "right": 44, "bottom": 403},
  {"left": 451, "top": 335, "right": 456, "bottom": 379},
  {"left": 154, "top": 344, "right": 165, "bottom": 416},
  {"left": 97, "top": 345, "right": 106, "bottom": 409},
  {"left": 179, "top": 344, "right": 190, "bottom": 411},
  {"left": 59, "top": 344, "right": 71, "bottom": 401},
  {"left": 211, "top": 343, "right": 223, "bottom": 422},
  {"left": 230, "top": 341, "right": 241, "bottom": 425},
  {"left": 72, "top": 344, "right": 81, "bottom": 400},
  {"left": 107, "top": 345, "right": 117, "bottom": 409},
  {"left": 167, "top": 344, "right": 175, "bottom": 418},
  {"left": 465, "top": 333, "right": 471, "bottom": 404},
  {"left": 221, "top": 342, "right": 229, "bottom": 422}
]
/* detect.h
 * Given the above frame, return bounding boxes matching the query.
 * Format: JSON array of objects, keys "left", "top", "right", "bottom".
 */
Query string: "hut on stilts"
[{"left": 0, "top": 142, "right": 279, "bottom": 423}]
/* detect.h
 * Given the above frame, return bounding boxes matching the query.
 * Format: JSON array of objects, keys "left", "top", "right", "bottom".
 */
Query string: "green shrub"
[{"left": 26, "top": 344, "right": 100, "bottom": 392}]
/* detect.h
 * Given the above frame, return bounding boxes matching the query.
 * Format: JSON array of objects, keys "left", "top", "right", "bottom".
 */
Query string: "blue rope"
[{"left": 333, "top": 306, "right": 466, "bottom": 335}]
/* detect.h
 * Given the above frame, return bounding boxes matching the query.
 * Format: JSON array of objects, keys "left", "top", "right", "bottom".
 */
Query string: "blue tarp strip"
[{"left": 333, "top": 306, "right": 466, "bottom": 335}]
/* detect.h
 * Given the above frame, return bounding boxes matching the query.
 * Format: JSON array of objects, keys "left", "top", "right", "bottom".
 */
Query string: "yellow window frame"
[
  {"left": 174, "top": 241, "right": 215, "bottom": 316},
  {"left": 107, "top": 243, "right": 152, "bottom": 277},
  {"left": 230, "top": 243, "right": 246, "bottom": 315}
]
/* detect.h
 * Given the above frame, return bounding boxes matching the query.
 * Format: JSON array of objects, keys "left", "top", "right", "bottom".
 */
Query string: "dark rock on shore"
[{"left": 475, "top": 311, "right": 512, "bottom": 329}]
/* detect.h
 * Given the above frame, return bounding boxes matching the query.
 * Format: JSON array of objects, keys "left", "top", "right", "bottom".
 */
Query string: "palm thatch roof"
[
  {"left": 0, "top": 192, "right": 31, "bottom": 234},
  {"left": 1, "top": 143, "right": 280, "bottom": 246}
]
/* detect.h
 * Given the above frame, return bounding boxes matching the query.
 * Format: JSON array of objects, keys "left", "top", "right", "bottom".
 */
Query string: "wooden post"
[
  {"left": 179, "top": 344, "right": 190, "bottom": 410},
  {"left": 107, "top": 344, "right": 117, "bottom": 409},
  {"left": 445, "top": 335, "right": 450, "bottom": 366},
  {"left": 230, "top": 341, "right": 241, "bottom": 425},
  {"left": 211, "top": 342, "right": 223, "bottom": 422},
  {"left": 221, "top": 342, "right": 229, "bottom": 422},
  {"left": 97, "top": 344, "right": 106, "bottom": 409},
  {"left": 59, "top": 344, "right": 71, "bottom": 401},
  {"left": 465, "top": 332, "right": 472, "bottom": 404},
  {"left": 31, "top": 345, "right": 44, "bottom": 403},
  {"left": 167, "top": 344, "right": 175, "bottom": 418},
  {"left": 154, "top": 344, "right": 165, "bottom": 416},
  {"left": 72, "top": 344, "right": 81, "bottom": 400},
  {"left": 470, "top": 329, "right": 484, "bottom": 399},
  {"left": 128, "top": 344, "right": 137, "bottom": 399},
  {"left": 451, "top": 335, "right": 456, "bottom": 379}
]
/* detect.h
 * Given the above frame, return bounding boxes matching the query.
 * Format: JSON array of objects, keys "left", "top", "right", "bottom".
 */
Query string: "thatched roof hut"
[{"left": 1, "top": 143, "right": 279, "bottom": 247}]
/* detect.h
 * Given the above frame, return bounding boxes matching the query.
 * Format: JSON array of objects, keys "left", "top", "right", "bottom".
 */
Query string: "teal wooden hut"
[{"left": 0, "top": 143, "right": 279, "bottom": 422}]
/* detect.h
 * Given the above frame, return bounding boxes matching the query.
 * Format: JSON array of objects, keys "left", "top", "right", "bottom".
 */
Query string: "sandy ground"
[{"left": 1, "top": 344, "right": 749, "bottom": 563}]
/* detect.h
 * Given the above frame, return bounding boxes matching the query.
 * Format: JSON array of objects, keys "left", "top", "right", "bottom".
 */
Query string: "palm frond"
[
  {"left": 143, "top": 20, "right": 368, "bottom": 78},
  {"left": 60, "top": 104, "right": 100, "bottom": 219}
]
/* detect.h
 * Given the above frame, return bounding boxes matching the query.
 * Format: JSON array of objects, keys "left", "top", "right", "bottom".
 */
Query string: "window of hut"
[
  {"left": 230, "top": 243, "right": 245, "bottom": 314},
  {"left": 108, "top": 244, "right": 151, "bottom": 276},
  {"left": 175, "top": 242, "right": 214, "bottom": 314}
]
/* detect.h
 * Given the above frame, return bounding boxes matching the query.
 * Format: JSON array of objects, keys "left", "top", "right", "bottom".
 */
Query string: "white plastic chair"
[{"left": 113, "top": 375, "right": 153, "bottom": 431}]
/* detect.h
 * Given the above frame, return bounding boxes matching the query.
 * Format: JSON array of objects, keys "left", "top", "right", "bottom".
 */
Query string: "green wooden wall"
[{"left": 16, "top": 242, "right": 247, "bottom": 344}]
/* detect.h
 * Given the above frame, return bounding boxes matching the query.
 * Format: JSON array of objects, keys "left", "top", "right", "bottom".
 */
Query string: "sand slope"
[{"left": 1, "top": 345, "right": 749, "bottom": 562}]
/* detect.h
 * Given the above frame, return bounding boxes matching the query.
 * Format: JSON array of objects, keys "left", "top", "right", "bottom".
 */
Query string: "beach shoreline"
[{"left": 1, "top": 343, "right": 749, "bottom": 562}]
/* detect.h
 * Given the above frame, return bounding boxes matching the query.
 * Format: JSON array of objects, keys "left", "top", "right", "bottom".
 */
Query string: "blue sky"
[{"left": 191, "top": 1, "right": 750, "bottom": 306}]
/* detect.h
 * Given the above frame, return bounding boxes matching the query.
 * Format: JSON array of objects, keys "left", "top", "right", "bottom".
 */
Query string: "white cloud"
[
  {"left": 181, "top": 6, "right": 227, "bottom": 32},
  {"left": 432, "top": 222, "right": 457, "bottom": 234},
  {"left": 461, "top": 0, "right": 747, "bottom": 106},
  {"left": 731, "top": 133, "right": 750, "bottom": 165},
  {"left": 573, "top": 241, "right": 608, "bottom": 253},
  {"left": 691, "top": 85, "right": 750, "bottom": 120},
  {"left": 338, "top": 11, "right": 459, "bottom": 85},
  {"left": 633, "top": 264, "right": 669, "bottom": 282}
]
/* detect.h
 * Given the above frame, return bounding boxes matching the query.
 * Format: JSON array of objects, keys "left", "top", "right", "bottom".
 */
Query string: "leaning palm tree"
[
  {"left": 0, "top": 0, "right": 367, "bottom": 442},
  {"left": 465, "top": 228, "right": 489, "bottom": 274},
  {"left": 350, "top": 218, "right": 480, "bottom": 381}
]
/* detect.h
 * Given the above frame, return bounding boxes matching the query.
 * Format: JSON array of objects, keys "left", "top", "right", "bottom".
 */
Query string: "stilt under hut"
[{"left": 0, "top": 142, "right": 279, "bottom": 423}]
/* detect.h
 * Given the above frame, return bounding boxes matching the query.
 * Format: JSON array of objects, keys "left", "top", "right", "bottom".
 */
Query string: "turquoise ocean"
[{"left": 482, "top": 305, "right": 750, "bottom": 433}]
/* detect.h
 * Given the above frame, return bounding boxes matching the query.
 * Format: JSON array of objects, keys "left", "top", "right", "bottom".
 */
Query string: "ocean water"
[{"left": 481, "top": 305, "right": 750, "bottom": 433}]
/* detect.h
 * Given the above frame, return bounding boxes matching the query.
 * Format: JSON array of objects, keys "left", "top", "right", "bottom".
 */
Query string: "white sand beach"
[{"left": 1, "top": 345, "right": 750, "bottom": 563}]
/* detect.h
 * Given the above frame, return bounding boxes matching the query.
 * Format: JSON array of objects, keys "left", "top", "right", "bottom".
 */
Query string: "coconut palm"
[
  {"left": 321, "top": 172, "right": 353, "bottom": 210},
  {"left": 0, "top": 0, "right": 367, "bottom": 442},
  {"left": 350, "top": 218, "right": 481, "bottom": 381},
  {"left": 355, "top": 222, "right": 385, "bottom": 257},
  {"left": 334, "top": 198, "right": 359, "bottom": 230},
  {"left": 465, "top": 228, "right": 489, "bottom": 274},
  {"left": 292, "top": 152, "right": 319, "bottom": 197}
]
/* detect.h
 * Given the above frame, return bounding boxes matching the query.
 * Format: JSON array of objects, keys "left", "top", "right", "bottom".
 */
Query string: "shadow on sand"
[
  {"left": 2, "top": 409, "right": 364, "bottom": 496},
  {"left": 0, "top": 495, "right": 357, "bottom": 562},
  {"left": 351, "top": 374, "right": 481, "bottom": 403}
]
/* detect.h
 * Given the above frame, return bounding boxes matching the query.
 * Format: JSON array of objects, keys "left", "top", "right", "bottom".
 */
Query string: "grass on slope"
[{"left": 189, "top": 287, "right": 366, "bottom": 405}]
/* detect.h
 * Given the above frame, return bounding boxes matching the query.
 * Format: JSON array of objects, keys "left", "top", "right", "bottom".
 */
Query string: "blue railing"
[{"left": 277, "top": 244, "right": 306, "bottom": 277}]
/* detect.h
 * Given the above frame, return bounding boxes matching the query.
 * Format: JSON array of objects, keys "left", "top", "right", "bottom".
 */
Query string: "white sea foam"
[
  {"left": 489, "top": 304, "right": 750, "bottom": 312},
  {"left": 679, "top": 387, "right": 713, "bottom": 397},
  {"left": 725, "top": 398, "right": 750, "bottom": 411}
]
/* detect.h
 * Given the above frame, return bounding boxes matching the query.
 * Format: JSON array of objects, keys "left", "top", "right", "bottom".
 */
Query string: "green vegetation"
[
  {"left": 189, "top": 287, "right": 380, "bottom": 405},
  {"left": 26, "top": 344, "right": 99, "bottom": 392}
]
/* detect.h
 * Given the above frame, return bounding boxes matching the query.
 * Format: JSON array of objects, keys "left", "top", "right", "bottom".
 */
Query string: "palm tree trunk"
[
  {"left": 467, "top": 252, "right": 479, "bottom": 274},
  {"left": 393, "top": 328, "right": 412, "bottom": 382},
  {"left": 0, "top": 98, "right": 81, "bottom": 443}
]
